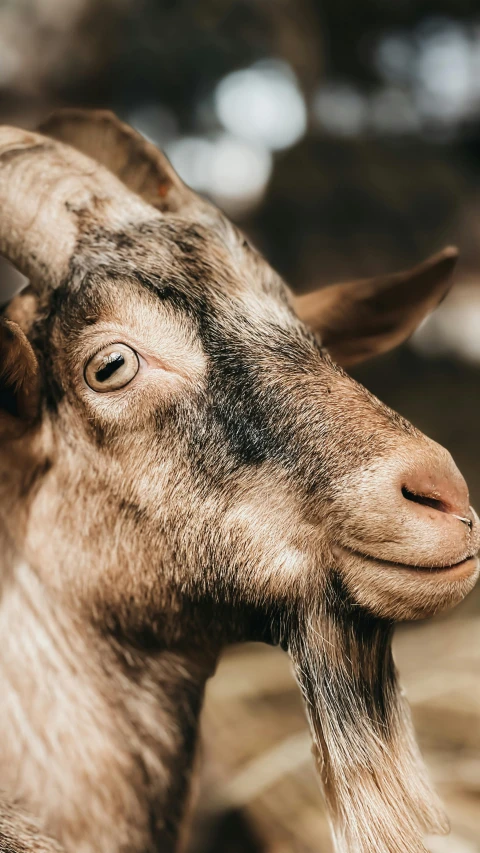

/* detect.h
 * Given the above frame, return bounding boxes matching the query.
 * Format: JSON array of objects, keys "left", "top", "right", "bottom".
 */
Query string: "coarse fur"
[{"left": 0, "top": 110, "right": 478, "bottom": 853}]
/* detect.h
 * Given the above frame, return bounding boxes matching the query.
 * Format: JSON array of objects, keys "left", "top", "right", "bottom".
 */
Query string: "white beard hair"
[{"left": 289, "top": 587, "right": 448, "bottom": 853}]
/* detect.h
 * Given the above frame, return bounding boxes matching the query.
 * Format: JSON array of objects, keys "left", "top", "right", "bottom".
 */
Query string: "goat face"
[{"left": 0, "top": 111, "right": 478, "bottom": 852}]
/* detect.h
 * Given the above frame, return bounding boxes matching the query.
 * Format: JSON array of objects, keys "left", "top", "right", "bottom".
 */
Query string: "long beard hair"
[{"left": 287, "top": 574, "right": 448, "bottom": 852}]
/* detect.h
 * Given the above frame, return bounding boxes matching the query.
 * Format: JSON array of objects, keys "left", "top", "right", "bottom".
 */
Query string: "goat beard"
[{"left": 288, "top": 579, "right": 448, "bottom": 853}]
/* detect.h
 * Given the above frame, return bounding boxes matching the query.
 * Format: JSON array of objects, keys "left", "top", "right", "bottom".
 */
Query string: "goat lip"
[{"left": 335, "top": 546, "right": 479, "bottom": 579}]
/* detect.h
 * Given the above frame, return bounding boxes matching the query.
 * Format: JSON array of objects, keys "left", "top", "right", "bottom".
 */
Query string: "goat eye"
[{"left": 85, "top": 344, "right": 139, "bottom": 392}]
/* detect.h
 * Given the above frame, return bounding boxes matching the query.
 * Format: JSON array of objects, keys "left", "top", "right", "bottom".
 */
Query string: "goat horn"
[
  {"left": 0, "top": 125, "right": 158, "bottom": 292},
  {"left": 39, "top": 109, "right": 199, "bottom": 215}
]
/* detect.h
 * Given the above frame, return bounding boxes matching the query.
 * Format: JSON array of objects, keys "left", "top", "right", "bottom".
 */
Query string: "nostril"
[
  {"left": 399, "top": 452, "right": 472, "bottom": 523},
  {"left": 401, "top": 486, "right": 449, "bottom": 514}
]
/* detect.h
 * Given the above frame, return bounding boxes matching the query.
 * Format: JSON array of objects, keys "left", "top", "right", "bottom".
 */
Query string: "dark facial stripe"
[{"left": 322, "top": 571, "right": 396, "bottom": 733}]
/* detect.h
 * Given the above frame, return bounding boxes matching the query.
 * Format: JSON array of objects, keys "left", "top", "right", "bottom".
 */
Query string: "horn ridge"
[
  {"left": 0, "top": 124, "right": 158, "bottom": 292},
  {"left": 40, "top": 108, "right": 195, "bottom": 214}
]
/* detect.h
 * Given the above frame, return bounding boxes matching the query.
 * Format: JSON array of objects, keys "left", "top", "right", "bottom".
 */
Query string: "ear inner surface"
[
  {"left": 293, "top": 247, "right": 458, "bottom": 366},
  {"left": 0, "top": 319, "right": 39, "bottom": 422},
  {"left": 40, "top": 109, "right": 198, "bottom": 215}
]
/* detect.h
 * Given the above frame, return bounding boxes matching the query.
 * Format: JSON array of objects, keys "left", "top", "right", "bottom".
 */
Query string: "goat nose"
[
  {"left": 400, "top": 457, "right": 471, "bottom": 524},
  {"left": 332, "top": 438, "right": 479, "bottom": 573}
]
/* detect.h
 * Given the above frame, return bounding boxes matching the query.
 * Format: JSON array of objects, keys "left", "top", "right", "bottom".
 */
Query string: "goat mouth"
[{"left": 337, "top": 546, "right": 479, "bottom": 579}]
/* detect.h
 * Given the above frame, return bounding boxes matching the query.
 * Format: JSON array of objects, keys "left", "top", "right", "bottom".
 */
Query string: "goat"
[{"left": 0, "top": 109, "right": 478, "bottom": 853}]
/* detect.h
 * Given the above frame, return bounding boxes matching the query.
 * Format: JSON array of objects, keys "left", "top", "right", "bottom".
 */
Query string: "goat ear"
[
  {"left": 39, "top": 109, "right": 198, "bottom": 215},
  {"left": 0, "top": 319, "right": 39, "bottom": 429},
  {"left": 293, "top": 247, "right": 458, "bottom": 366}
]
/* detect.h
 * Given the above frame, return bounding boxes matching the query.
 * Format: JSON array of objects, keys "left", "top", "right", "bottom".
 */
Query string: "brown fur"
[
  {"left": 0, "top": 801, "right": 64, "bottom": 853},
  {"left": 0, "top": 111, "right": 478, "bottom": 853}
]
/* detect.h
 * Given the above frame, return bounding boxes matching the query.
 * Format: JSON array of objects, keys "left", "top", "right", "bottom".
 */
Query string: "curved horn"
[
  {"left": 0, "top": 125, "right": 158, "bottom": 292},
  {"left": 40, "top": 109, "right": 199, "bottom": 215}
]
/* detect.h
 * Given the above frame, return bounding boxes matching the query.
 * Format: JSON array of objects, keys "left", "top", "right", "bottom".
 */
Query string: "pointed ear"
[
  {"left": 0, "top": 319, "right": 39, "bottom": 431},
  {"left": 39, "top": 109, "right": 199, "bottom": 215},
  {"left": 293, "top": 247, "right": 458, "bottom": 366}
]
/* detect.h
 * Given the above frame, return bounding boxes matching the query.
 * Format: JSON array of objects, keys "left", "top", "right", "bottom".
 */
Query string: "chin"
[{"left": 335, "top": 548, "right": 480, "bottom": 621}]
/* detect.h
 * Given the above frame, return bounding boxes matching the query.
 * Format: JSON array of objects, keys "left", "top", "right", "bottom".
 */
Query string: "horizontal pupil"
[{"left": 95, "top": 353, "right": 125, "bottom": 382}]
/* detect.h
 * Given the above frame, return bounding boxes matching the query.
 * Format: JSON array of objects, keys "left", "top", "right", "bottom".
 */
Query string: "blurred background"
[{"left": 1, "top": 1, "right": 480, "bottom": 850}]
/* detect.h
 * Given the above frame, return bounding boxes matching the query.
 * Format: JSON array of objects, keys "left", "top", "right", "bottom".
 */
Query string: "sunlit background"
[{"left": 1, "top": 1, "right": 480, "bottom": 851}]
